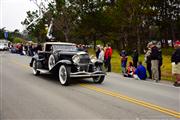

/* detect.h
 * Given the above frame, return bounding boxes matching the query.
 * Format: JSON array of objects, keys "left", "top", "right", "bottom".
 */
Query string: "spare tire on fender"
[{"left": 48, "top": 54, "right": 56, "bottom": 70}]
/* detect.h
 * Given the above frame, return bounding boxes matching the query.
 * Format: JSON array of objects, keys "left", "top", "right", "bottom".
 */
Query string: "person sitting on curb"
[
  {"left": 133, "top": 61, "right": 147, "bottom": 80},
  {"left": 124, "top": 62, "right": 135, "bottom": 77}
]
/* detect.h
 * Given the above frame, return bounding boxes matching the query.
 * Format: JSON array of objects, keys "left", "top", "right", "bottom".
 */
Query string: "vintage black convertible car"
[{"left": 30, "top": 42, "right": 106, "bottom": 85}]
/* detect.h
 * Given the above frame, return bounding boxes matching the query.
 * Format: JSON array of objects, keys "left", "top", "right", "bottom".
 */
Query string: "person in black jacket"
[
  {"left": 150, "top": 43, "right": 160, "bottom": 82},
  {"left": 132, "top": 49, "right": 139, "bottom": 68},
  {"left": 96, "top": 46, "right": 101, "bottom": 59},
  {"left": 171, "top": 41, "right": 180, "bottom": 86}
]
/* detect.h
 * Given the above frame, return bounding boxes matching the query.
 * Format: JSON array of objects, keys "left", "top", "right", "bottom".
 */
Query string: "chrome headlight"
[
  {"left": 72, "top": 55, "right": 80, "bottom": 64},
  {"left": 90, "top": 55, "right": 97, "bottom": 63}
]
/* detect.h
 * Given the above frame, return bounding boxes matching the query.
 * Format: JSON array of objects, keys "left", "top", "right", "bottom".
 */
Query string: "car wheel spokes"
[
  {"left": 59, "top": 65, "right": 70, "bottom": 86},
  {"left": 60, "top": 68, "right": 67, "bottom": 81},
  {"left": 59, "top": 65, "right": 67, "bottom": 84},
  {"left": 48, "top": 55, "right": 56, "bottom": 70}
]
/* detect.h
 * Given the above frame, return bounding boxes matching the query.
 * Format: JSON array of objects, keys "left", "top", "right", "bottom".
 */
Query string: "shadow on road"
[{"left": 33, "top": 73, "right": 96, "bottom": 86}]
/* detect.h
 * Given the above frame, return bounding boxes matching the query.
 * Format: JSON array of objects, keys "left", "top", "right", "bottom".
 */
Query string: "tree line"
[
  {"left": 0, "top": 28, "right": 27, "bottom": 43},
  {"left": 21, "top": 0, "right": 180, "bottom": 53}
]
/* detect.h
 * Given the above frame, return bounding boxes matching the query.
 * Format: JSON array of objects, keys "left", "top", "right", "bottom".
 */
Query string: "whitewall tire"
[{"left": 59, "top": 65, "right": 70, "bottom": 86}]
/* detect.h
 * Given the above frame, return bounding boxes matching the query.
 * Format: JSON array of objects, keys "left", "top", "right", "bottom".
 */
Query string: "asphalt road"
[{"left": 0, "top": 51, "right": 180, "bottom": 120}]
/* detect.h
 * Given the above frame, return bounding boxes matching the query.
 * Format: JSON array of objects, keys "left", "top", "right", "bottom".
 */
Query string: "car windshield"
[{"left": 53, "top": 44, "right": 77, "bottom": 52}]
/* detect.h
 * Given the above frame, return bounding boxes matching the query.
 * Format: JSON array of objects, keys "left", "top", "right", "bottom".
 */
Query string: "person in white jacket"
[{"left": 98, "top": 47, "right": 104, "bottom": 62}]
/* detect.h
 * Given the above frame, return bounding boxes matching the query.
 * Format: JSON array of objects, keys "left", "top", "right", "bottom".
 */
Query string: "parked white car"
[{"left": 0, "top": 39, "right": 9, "bottom": 51}]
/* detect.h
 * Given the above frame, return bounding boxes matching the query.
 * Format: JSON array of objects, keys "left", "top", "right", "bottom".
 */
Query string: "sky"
[{"left": 0, "top": 0, "right": 38, "bottom": 32}]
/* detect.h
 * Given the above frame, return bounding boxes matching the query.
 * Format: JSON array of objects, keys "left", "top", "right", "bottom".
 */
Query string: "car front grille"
[
  {"left": 79, "top": 59, "right": 90, "bottom": 64},
  {"left": 79, "top": 57, "right": 90, "bottom": 72},
  {"left": 79, "top": 54, "right": 90, "bottom": 64},
  {"left": 72, "top": 54, "right": 91, "bottom": 72},
  {"left": 79, "top": 64, "right": 89, "bottom": 72}
]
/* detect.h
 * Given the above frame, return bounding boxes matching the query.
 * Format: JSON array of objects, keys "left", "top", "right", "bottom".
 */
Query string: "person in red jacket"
[{"left": 104, "top": 44, "right": 112, "bottom": 72}]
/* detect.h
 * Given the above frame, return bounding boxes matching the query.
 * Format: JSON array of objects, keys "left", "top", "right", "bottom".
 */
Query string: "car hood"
[{"left": 56, "top": 51, "right": 87, "bottom": 56}]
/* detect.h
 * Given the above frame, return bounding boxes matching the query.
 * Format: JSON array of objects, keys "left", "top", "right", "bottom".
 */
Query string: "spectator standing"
[
  {"left": 171, "top": 41, "right": 180, "bottom": 86},
  {"left": 28, "top": 44, "right": 34, "bottom": 56},
  {"left": 19, "top": 43, "right": 23, "bottom": 55},
  {"left": 24, "top": 44, "right": 28, "bottom": 55},
  {"left": 120, "top": 50, "right": 128, "bottom": 74},
  {"left": 132, "top": 49, "right": 139, "bottom": 68},
  {"left": 144, "top": 46, "right": 152, "bottom": 79},
  {"left": 134, "top": 61, "right": 147, "bottom": 80},
  {"left": 107, "top": 44, "right": 113, "bottom": 72},
  {"left": 98, "top": 47, "right": 104, "bottom": 62},
  {"left": 104, "top": 45, "right": 112, "bottom": 72},
  {"left": 96, "top": 45, "right": 101, "bottom": 59},
  {"left": 150, "top": 42, "right": 160, "bottom": 82}
]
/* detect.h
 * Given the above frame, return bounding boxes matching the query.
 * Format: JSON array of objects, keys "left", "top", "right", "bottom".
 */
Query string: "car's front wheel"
[
  {"left": 59, "top": 65, "right": 71, "bottom": 86},
  {"left": 93, "top": 76, "right": 105, "bottom": 84},
  {"left": 32, "top": 60, "right": 40, "bottom": 75}
]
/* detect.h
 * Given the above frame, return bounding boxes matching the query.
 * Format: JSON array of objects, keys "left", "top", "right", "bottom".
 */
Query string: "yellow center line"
[
  {"left": 80, "top": 84, "right": 180, "bottom": 118},
  {"left": 10, "top": 59, "right": 180, "bottom": 118}
]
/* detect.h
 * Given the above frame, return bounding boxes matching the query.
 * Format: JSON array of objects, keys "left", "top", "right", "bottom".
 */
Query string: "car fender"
[
  {"left": 58, "top": 60, "right": 72, "bottom": 65},
  {"left": 30, "top": 54, "right": 44, "bottom": 67},
  {"left": 49, "top": 60, "right": 72, "bottom": 72},
  {"left": 32, "top": 54, "right": 39, "bottom": 60},
  {"left": 30, "top": 55, "right": 38, "bottom": 67}
]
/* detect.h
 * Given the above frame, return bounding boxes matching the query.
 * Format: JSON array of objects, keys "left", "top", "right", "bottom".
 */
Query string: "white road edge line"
[{"left": 110, "top": 73, "right": 179, "bottom": 89}]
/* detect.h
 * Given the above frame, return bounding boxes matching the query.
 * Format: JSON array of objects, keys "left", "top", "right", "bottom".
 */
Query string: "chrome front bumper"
[{"left": 70, "top": 71, "right": 106, "bottom": 78}]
